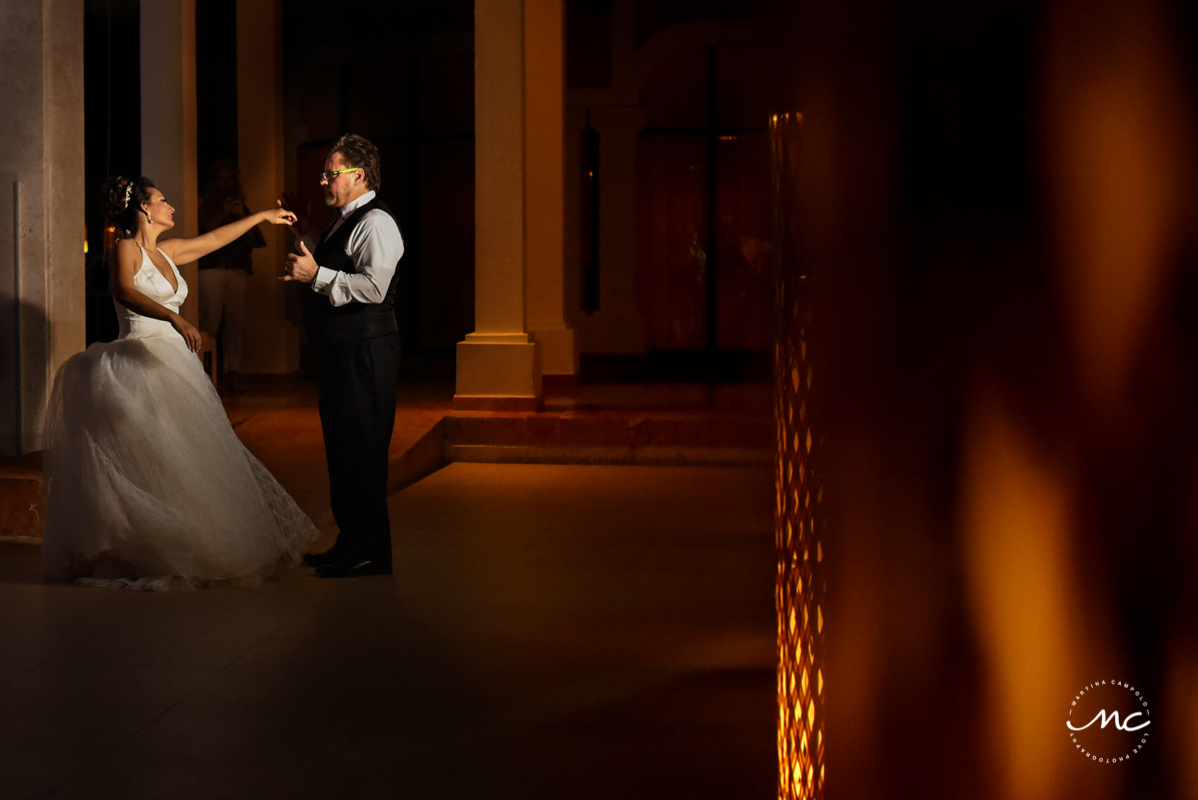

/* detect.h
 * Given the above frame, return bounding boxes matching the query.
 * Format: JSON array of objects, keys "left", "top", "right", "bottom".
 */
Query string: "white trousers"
[{"left": 199, "top": 268, "right": 248, "bottom": 372}]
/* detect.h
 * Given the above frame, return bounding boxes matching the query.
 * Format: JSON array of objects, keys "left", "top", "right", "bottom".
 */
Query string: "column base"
[{"left": 454, "top": 334, "right": 543, "bottom": 411}]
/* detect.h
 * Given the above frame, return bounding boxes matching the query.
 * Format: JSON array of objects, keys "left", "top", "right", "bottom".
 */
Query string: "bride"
[{"left": 41, "top": 175, "right": 319, "bottom": 589}]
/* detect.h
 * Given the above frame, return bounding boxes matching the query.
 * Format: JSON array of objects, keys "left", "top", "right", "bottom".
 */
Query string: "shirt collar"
[{"left": 339, "top": 189, "right": 376, "bottom": 218}]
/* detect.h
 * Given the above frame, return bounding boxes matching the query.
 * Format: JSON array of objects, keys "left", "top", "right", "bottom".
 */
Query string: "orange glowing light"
[{"left": 773, "top": 110, "right": 823, "bottom": 800}]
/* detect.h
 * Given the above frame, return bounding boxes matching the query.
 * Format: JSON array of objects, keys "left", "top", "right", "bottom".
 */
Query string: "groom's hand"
[{"left": 282, "top": 241, "right": 318, "bottom": 284}]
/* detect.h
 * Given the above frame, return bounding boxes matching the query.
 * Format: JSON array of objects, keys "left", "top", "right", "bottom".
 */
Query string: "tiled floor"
[{"left": 0, "top": 449, "right": 776, "bottom": 798}]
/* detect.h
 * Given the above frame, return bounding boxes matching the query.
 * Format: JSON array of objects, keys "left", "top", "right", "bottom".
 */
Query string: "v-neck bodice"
[{"left": 115, "top": 245, "right": 189, "bottom": 343}]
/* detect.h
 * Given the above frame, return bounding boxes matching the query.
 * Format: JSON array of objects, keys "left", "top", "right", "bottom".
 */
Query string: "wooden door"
[
  {"left": 714, "top": 132, "right": 772, "bottom": 352},
  {"left": 636, "top": 132, "right": 773, "bottom": 353},
  {"left": 636, "top": 135, "right": 710, "bottom": 351}
]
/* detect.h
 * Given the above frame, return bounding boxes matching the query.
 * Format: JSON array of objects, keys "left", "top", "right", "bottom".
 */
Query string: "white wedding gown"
[{"left": 41, "top": 244, "right": 319, "bottom": 589}]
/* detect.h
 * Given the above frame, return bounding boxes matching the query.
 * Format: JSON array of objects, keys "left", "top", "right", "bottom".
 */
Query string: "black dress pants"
[{"left": 316, "top": 332, "right": 401, "bottom": 562}]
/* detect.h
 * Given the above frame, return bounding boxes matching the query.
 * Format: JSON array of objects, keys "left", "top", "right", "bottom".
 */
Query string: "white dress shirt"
[{"left": 302, "top": 190, "right": 405, "bottom": 307}]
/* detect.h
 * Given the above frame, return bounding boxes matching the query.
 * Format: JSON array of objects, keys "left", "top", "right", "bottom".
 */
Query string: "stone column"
[
  {"left": 141, "top": 0, "right": 199, "bottom": 327},
  {"left": 0, "top": 0, "right": 85, "bottom": 456},
  {"left": 523, "top": 0, "right": 577, "bottom": 384},
  {"left": 238, "top": 0, "right": 299, "bottom": 373},
  {"left": 456, "top": 0, "right": 543, "bottom": 411}
]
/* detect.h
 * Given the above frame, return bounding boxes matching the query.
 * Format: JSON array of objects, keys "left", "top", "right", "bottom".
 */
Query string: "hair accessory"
[{"left": 123, "top": 182, "right": 133, "bottom": 209}]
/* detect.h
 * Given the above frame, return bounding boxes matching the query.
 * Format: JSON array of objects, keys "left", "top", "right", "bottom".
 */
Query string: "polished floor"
[{"left": 0, "top": 384, "right": 777, "bottom": 799}]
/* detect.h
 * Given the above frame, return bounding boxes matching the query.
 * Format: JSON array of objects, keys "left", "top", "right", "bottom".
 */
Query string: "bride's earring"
[{"left": 145, "top": 211, "right": 153, "bottom": 226}]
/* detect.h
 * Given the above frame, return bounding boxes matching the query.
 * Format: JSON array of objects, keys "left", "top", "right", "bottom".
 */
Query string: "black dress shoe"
[
  {"left": 314, "top": 554, "right": 392, "bottom": 578},
  {"left": 302, "top": 547, "right": 346, "bottom": 568}
]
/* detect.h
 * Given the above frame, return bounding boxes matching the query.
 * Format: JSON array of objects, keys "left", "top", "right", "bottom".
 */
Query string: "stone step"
[
  {"left": 444, "top": 411, "right": 771, "bottom": 464},
  {"left": 387, "top": 411, "right": 774, "bottom": 495}
]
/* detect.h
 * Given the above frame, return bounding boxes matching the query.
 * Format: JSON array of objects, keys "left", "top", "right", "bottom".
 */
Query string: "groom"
[{"left": 283, "top": 134, "right": 403, "bottom": 578}]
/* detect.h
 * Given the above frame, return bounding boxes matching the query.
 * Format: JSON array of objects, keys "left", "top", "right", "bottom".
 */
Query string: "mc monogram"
[{"left": 1066, "top": 709, "right": 1151, "bottom": 733}]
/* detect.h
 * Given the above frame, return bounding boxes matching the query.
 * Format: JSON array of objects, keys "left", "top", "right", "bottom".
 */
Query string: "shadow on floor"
[{"left": 0, "top": 540, "right": 44, "bottom": 585}]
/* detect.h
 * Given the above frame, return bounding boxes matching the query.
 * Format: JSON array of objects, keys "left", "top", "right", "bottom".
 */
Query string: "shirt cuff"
[{"left": 311, "top": 266, "right": 335, "bottom": 294}]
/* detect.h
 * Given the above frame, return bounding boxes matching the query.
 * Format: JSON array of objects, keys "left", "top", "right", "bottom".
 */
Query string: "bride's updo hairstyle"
[{"left": 101, "top": 176, "right": 156, "bottom": 238}]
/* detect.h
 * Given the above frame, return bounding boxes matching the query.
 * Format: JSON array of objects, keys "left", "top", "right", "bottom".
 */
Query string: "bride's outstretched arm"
[
  {"left": 110, "top": 239, "right": 203, "bottom": 352},
  {"left": 159, "top": 206, "right": 296, "bottom": 265}
]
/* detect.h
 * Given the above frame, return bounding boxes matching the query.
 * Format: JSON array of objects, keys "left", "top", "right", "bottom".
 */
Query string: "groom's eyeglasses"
[{"left": 320, "top": 167, "right": 360, "bottom": 183}]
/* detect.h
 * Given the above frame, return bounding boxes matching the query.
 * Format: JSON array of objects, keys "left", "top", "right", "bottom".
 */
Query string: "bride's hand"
[
  {"left": 171, "top": 314, "right": 203, "bottom": 353},
  {"left": 260, "top": 207, "right": 298, "bottom": 227},
  {"left": 277, "top": 196, "right": 308, "bottom": 236}
]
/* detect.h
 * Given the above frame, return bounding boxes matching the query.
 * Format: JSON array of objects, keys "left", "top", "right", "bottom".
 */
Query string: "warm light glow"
[
  {"left": 947, "top": 4, "right": 1193, "bottom": 797},
  {"left": 961, "top": 386, "right": 1087, "bottom": 799},
  {"left": 1046, "top": 0, "right": 1187, "bottom": 421}
]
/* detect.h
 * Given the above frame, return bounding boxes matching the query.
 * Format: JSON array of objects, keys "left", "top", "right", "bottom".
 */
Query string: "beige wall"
[
  {"left": 142, "top": 0, "right": 200, "bottom": 327},
  {"left": 238, "top": 0, "right": 300, "bottom": 373},
  {"left": 144, "top": 0, "right": 298, "bottom": 374},
  {"left": 0, "top": 0, "right": 85, "bottom": 455}
]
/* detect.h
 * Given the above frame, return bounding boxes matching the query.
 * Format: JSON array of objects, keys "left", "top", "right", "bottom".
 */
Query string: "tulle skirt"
[{"left": 41, "top": 336, "right": 319, "bottom": 589}]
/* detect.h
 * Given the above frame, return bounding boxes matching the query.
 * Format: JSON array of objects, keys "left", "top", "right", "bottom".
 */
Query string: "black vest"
[{"left": 304, "top": 197, "right": 401, "bottom": 344}]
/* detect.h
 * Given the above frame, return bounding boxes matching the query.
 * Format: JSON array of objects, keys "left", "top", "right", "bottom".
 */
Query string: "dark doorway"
[{"left": 83, "top": 0, "right": 141, "bottom": 345}]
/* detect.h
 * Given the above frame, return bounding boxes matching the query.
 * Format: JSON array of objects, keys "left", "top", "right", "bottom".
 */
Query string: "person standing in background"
[{"left": 198, "top": 159, "right": 264, "bottom": 393}]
